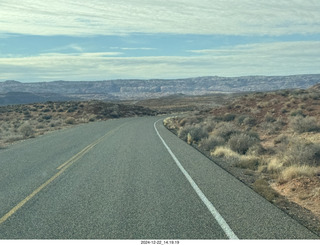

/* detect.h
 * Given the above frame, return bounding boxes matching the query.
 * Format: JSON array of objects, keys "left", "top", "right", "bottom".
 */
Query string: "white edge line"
[{"left": 154, "top": 119, "right": 239, "bottom": 240}]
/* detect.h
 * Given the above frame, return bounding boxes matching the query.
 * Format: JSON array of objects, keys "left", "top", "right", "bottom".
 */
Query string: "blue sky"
[{"left": 0, "top": 0, "right": 319, "bottom": 82}]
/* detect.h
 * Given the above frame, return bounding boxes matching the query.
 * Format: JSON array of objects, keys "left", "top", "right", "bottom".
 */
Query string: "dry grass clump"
[
  {"left": 211, "top": 146, "right": 261, "bottom": 170},
  {"left": 235, "top": 156, "right": 261, "bottom": 170},
  {"left": 279, "top": 165, "right": 320, "bottom": 183},
  {"left": 267, "top": 158, "right": 283, "bottom": 173},
  {"left": 211, "top": 146, "right": 240, "bottom": 159}
]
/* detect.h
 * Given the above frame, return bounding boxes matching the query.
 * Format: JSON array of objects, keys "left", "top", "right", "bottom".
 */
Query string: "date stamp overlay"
[{"left": 141, "top": 241, "right": 180, "bottom": 245}]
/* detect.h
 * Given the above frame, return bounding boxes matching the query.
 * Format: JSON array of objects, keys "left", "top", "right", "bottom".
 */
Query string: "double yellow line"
[{"left": 0, "top": 123, "right": 126, "bottom": 225}]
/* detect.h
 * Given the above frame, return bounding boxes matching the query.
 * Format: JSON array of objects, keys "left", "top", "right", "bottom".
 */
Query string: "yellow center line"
[
  {"left": 0, "top": 122, "right": 126, "bottom": 225},
  {"left": 56, "top": 142, "right": 96, "bottom": 170}
]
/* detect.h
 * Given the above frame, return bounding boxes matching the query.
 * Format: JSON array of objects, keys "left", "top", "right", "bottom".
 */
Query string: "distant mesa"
[
  {"left": 1, "top": 74, "right": 320, "bottom": 105},
  {"left": 3, "top": 80, "right": 22, "bottom": 84}
]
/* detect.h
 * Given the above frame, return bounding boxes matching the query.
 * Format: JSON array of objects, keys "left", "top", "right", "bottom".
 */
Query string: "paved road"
[{"left": 0, "top": 117, "right": 318, "bottom": 239}]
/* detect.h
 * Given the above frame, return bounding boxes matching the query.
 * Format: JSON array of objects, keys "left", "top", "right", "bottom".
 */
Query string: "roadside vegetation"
[
  {"left": 164, "top": 86, "right": 320, "bottom": 230},
  {"left": 0, "top": 100, "right": 157, "bottom": 148}
]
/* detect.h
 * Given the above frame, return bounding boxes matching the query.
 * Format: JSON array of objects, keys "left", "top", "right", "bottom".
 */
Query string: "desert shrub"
[
  {"left": 202, "top": 120, "right": 217, "bottom": 133},
  {"left": 36, "top": 124, "right": 45, "bottom": 129},
  {"left": 261, "top": 120, "right": 284, "bottom": 135},
  {"left": 237, "top": 115, "right": 257, "bottom": 127},
  {"left": 245, "top": 131, "right": 260, "bottom": 140},
  {"left": 274, "top": 134, "right": 289, "bottom": 145},
  {"left": 228, "top": 133, "right": 260, "bottom": 154},
  {"left": 243, "top": 117, "right": 257, "bottom": 127},
  {"left": 19, "top": 124, "right": 34, "bottom": 138},
  {"left": 178, "top": 118, "right": 189, "bottom": 127},
  {"left": 180, "top": 116, "right": 202, "bottom": 126},
  {"left": 110, "top": 110, "right": 119, "bottom": 118},
  {"left": 298, "top": 103, "right": 307, "bottom": 110},
  {"left": 309, "top": 92, "right": 320, "bottom": 100},
  {"left": 42, "top": 115, "right": 52, "bottom": 120},
  {"left": 290, "top": 110, "right": 305, "bottom": 117},
  {"left": 65, "top": 117, "right": 76, "bottom": 125},
  {"left": 223, "top": 113, "right": 236, "bottom": 122},
  {"left": 257, "top": 101, "right": 270, "bottom": 108},
  {"left": 213, "top": 122, "right": 239, "bottom": 141},
  {"left": 67, "top": 107, "right": 77, "bottom": 113},
  {"left": 199, "top": 135, "right": 225, "bottom": 151},
  {"left": 89, "top": 117, "right": 96, "bottom": 122},
  {"left": 264, "top": 112, "right": 276, "bottom": 123},
  {"left": 214, "top": 113, "right": 236, "bottom": 122},
  {"left": 13, "top": 121, "right": 22, "bottom": 129},
  {"left": 185, "top": 126, "right": 209, "bottom": 143},
  {"left": 280, "top": 140, "right": 320, "bottom": 167},
  {"left": 236, "top": 115, "right": 247, "bottom": 125},
  {"left": 23, "top": 111, "right": 30, "bottom": 116},
  {"left": 178, "top": 125, "right": 192, "bottom": 141},
  {"left": 163, "top": 117, "right": 179, "bottom": 130},
  {"left": 49, "top": 120, "right": 62, "bottom": 128},
  {"left": 290, "top": 116, "right": 320, "bottom": 133}
]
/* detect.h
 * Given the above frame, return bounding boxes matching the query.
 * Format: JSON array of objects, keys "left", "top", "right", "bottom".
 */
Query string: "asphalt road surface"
[{"left": 0, "top": 116, "right": 318, "bottom": 239}]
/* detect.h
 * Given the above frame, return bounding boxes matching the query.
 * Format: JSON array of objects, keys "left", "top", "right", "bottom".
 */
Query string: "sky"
[{"left": 0, "top": 0, "right": 319, "bottom": 82}]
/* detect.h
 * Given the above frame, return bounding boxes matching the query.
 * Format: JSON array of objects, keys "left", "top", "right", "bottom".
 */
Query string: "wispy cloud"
[
  {"left": 115, "top": 47, "right": 156, "bottom": 51},
  {"left": 1, "top": 41, "right": 319, "bottom": 82},
  {"left": 0, "top": 0, "right": 319, "bottom": 36},
  {"left": 189, "top": 41, "right": 320, "bottom": 56}
]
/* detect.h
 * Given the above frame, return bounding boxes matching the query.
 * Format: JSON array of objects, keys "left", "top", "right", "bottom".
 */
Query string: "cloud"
[
  {"left": 39, "top": 52, "right": 123, "bottom": 57},
  {"left": 118, "top": 47, "right": 156, "bottom": 51},
  {"left": 189, "top": 41, "right": 320, "bottom": 56},
  {"left": 1, "top": 41, "right": 319, "bottom": 82},
  {"left": 0, "top": 0, "right": 319, "bottom": 36}
]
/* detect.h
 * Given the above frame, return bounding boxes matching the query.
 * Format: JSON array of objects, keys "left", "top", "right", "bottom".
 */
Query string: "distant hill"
[
  {"left": 0, "top": 92, "right": 73, "bottom": 105},
  {"left": 0, "top": 74, "right": 319, "bottom": 105}
]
